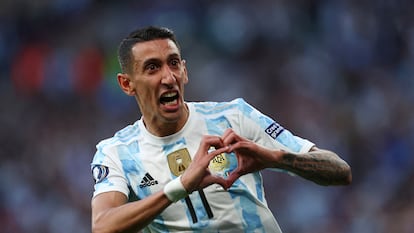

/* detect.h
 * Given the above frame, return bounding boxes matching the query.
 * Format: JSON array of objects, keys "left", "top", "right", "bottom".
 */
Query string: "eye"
[
  {"left": 146, "top": 63, "right": 157, "bottom": 70},
  {"left": 145, "top": 63, "right": 160, "bottom": 73},
  {"left": 170, "top": 59, "right": 180, "bottom": 67}
]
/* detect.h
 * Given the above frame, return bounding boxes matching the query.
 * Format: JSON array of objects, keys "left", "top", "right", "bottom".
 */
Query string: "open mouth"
[{"left": 160, "top": 92, "right": 179, "bottom": 106}]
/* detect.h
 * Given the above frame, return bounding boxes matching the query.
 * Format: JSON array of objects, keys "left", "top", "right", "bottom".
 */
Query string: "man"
[{"left": 91, "top": 26, "right": 352, "bottom": 233}]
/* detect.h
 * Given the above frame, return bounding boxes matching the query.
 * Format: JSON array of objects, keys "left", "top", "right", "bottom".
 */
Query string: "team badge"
[
  {"left": 92, "top": 165, "right": 109, "bottom": 183},
  {"left": 167, "top": 148, "right": 192, "bottom": 176},
  {"left": 208, "top": 150, "right": 230, "bottom": 177}
]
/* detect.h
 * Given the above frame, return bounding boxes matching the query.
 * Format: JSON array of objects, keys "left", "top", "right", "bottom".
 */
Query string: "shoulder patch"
[
  {"left": 265, "top": 122, "right": 284, "bottom": 139},
  {"left": 92, "top": 165, "right": 109, "bottom": 183}
]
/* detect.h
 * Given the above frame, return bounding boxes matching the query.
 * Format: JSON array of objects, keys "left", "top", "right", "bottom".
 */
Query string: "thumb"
[
  {"left": 223, "top": 170, "right": 242, "bottom": 189},
  {"left": 202, "top": 174, "right": 228, "bottom": 190},
  {"left": 211, "top": 176, "right": 229, "bottom": 190}
]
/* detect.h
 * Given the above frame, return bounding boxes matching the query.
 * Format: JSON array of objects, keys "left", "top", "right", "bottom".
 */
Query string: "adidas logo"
[{"left": 139, "top": 173, "right": 159, "bottom": 188}]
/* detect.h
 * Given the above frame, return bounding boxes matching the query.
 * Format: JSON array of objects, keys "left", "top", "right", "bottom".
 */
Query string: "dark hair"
[{"left": 118, "top": 26, "right": 180, "bottom": 73}]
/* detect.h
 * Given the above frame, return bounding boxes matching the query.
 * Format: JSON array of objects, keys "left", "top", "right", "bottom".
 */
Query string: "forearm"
[
  {"left": 92, "top": 191, "right": 171, "bottom": 233},
  {"left": 275, "top": 148, "right": 352, "bottom": 186}
]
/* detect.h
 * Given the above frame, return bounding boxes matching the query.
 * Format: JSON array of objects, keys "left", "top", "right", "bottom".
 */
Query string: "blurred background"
[{"left": 1, "top": 0, "right": 413, "bottom": 232}]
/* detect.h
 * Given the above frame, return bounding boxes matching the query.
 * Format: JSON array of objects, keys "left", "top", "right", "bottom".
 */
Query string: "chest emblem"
[
  {"left": 167, "top": 148, "right": 192, "bottom": 176},
  {"left": 208, "top": 150, "right": 230, "bottom": 177}
]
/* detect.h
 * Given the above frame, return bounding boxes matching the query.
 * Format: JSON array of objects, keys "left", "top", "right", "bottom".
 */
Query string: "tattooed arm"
[
  {"left": 275, "top": 146, "right": 352, "bottom": 186},
  {"left": 222, "top": 129, "right": 352, "bottom": 188}
]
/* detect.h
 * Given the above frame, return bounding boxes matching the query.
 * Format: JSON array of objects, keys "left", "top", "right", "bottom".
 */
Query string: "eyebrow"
[{"left": 138, "top": 53, "right": 182, "bottom": 71}]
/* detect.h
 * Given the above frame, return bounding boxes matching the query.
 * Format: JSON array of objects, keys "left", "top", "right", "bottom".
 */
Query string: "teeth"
[
  {"left": 162, "top": 92, "right": 177, "bottom": 98},
  {"left": 164, "top": 99, "right": 178, "bottom": 105},
  {"left": 160, "top": 92, "right": 178, "bottom": 106}
]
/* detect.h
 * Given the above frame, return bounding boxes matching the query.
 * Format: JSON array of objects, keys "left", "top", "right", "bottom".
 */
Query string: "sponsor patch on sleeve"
[
  {"left": 265, "top": 122, "right": 284, "bottom": 139},
  {"left": 92, "top": 165, "right": 109, "bottom": 183}
]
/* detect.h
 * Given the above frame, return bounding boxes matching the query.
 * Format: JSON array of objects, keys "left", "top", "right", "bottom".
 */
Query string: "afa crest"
[{"left": 208, "top": 148, "right": 230, "bottom": 177}]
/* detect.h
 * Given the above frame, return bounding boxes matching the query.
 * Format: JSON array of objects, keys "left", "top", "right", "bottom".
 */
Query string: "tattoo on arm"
[{"left": 279, "top": 150, "right": 351, "bottom": 186}]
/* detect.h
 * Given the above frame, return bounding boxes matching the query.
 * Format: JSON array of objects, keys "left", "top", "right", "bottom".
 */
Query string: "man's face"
[{"left": 126, "top": 39, "right": 188, "bottom": 126}]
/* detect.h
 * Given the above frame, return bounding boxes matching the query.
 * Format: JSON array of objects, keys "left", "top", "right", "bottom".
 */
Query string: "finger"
[
  {"left": 203, "top": 174, "right": 229, "bottom": 190},
  {"left": 226, "top": 143, "right": 246, "bottom": 159},
  {"left": 222, "top": 129, "right": 243, "bottom": 146},
  {"left": 192, "top": 145, "right": 230, "bottom": 170},
  {"left": 221, "top": 128, "right": 234, "bottom": 139},
  {"left": 223, "top": 171, "right": 241, "bottom": 189},
  {"left": 192, "top": 136, "right": 223, "bottom": 163},
  {"left": 199, "top": 135, "right": 224, "bottom": 152},
  {"left": 207, "top": 136, "right": 226, "bottom": 149},
  {"left": 210, "top": 145, "right": 231, "bottom": 155},
  {"left": 202, "top": 146, "right": 230, "bottom": 164}
]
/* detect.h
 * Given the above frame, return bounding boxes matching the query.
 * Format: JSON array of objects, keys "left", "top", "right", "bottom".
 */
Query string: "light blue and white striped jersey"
[{"left": 91, "top": 98, "right": 314, "bottom": 233}]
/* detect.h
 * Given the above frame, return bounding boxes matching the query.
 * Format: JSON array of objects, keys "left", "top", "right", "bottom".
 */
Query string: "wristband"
[{"left": 164, "top": 176, "right": 188, "bottom": 202}]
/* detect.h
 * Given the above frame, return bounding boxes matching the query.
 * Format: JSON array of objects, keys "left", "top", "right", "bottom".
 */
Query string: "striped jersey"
[{"left": 91, "top": 98, "right": 314, "bottom": 233}]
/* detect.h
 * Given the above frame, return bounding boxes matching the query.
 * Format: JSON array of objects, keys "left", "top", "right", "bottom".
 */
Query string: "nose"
[{"left": 161, "top": 66, "right": 177, "bottom": 86}]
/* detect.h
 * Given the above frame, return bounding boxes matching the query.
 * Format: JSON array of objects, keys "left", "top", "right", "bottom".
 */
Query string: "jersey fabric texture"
[{"left": 91, "top": 98, "right": 314, "bottom": 233}]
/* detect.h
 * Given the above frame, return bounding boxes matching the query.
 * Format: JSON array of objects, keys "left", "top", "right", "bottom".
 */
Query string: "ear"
[
  {"left": 117, "top": 73, "right": 135, "bottom": 96},
  {"left": 182, "top": 59, "right": 189, "bottom": 84}
]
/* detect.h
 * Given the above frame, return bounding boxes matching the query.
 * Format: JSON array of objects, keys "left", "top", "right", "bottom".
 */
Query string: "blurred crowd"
[{"left": 1, "top": 0, "right": 414, "bottom": 232}]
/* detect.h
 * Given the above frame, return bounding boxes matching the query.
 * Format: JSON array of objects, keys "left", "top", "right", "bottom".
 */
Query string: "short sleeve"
[
  {"left": 234, "top": 98, "right": 315, "bottom": 153},
  {"left": 91, "top": 145, "right": 129, "bottom": 198}
]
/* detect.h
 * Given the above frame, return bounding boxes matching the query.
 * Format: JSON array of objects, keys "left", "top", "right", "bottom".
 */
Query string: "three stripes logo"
[{"left": 139, "top": 173, "right": 158, "bottom": 188}]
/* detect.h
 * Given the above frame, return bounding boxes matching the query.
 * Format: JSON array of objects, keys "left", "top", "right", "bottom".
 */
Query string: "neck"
[{"left": 143, "top": 104, "right": 189, "bottom": 137}]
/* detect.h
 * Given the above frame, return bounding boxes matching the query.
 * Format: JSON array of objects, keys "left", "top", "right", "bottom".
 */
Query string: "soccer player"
[{"left": 90, "top": 26, "right": 352, "bottom": 233}]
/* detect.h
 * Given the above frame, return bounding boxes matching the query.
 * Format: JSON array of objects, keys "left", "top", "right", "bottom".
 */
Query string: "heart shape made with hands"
[{"left": 206, "top": 129, "right": 270, "bottom": 189}]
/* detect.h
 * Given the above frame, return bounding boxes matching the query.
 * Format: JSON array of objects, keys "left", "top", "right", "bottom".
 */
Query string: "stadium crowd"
[{"left": 1, "top": 0, "right": 413, "bottom": 232}]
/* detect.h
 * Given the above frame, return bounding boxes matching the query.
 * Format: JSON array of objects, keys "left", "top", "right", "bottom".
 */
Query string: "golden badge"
[
  {"left": 167, "top": 148, "right": 192, "bottom": 176},
  {"left": 208, "top": 151, "right": 230, "bottom": 177}
]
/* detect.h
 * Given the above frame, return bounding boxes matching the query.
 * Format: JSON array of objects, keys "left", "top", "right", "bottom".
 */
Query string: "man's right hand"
[{"left": 180, "top": 135, "right": 232, "bottom": 193}]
